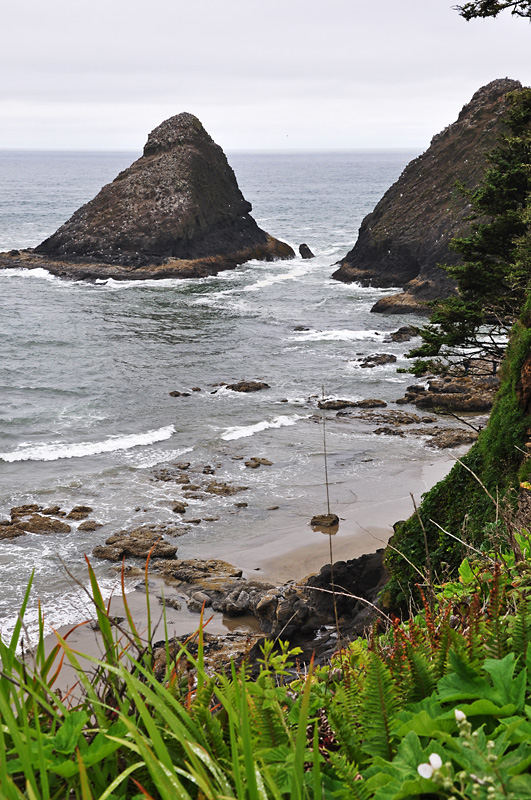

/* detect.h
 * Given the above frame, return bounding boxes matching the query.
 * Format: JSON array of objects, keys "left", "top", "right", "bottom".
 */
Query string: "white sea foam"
[
  {"left": 292, "top": 329, "right": 383, "bottom": 342},
  {"left": 243, "top": 263, "right": 311, "bottom": 292},
  {"left": 221, "top": 414, "right": 307, "bottom": 441},
  {"left": 124, "top": 445, "right": 193, "bottom": 469},
  {"left": 1, "top": 267, "right": 62, "bottom": 283},
  {"left": 0, "top": 425, "right": 175, "bottom": 463},
  {"left": 94, "top": 277, "right": 192, "bottom": 290}
]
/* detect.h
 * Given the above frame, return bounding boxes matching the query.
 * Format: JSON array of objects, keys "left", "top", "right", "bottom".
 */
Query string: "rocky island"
[
  {"left": 332, "top": 78, "right": 522, "bottom": 314},
  {"left": 0, "top": 113, "right": 294, "bottom": 280}
]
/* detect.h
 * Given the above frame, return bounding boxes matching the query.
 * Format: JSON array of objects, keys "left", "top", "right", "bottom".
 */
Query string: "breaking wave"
[{"left": 0, "top": 425, "right": 175, "bottom": 462}]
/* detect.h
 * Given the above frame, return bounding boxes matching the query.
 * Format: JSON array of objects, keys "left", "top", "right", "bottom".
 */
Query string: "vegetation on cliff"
[
  {"left": 4, "top": 535, "right": 531, "bottom": 798},
  {"left": 385, "top": 86, "right": 531, "bottom": 608}
]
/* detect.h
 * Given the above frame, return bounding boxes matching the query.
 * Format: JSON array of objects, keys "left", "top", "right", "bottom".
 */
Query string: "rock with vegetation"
[
  {"left": 0, "top": 113, "right": 294, "bottom": 280},
  {"left": 332, "top": 79, "right": 522, "bottom": 313},
  {"left": 386, "top": 294, "right": 531, "bottom": 606}
]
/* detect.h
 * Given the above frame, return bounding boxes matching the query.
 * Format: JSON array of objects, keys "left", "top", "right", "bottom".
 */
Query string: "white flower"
[
  {"left": 418, "top": 762, "right": 434, "bottom": 779},
  {"left": 429, "top": 753, "right": 443, "bottom": 770},
  {"left": 455, "top": 708, "right": 466, "bottom": 722},
  {"left": 418, "top": 752, "right": 442, "bottom": 779}
]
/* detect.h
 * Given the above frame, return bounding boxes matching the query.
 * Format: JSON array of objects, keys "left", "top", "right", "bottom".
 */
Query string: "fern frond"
[
  {"left": 327, "top": 751, "right": 370, "bottom": 800},
  {"left": 327, "top": 685, "right": 363, "bottom": 763},
  {"left": 404, "top": 644, "right": 436, "bottom": 702},
  {"left": 509, "top": 595, "right": 531, "bottom": 657},
  {"left": 485, "top": 562, "right": 508, "bottom": 659},
  {"left": 357, "top": 652, "right": 400, "bottom": 762}
]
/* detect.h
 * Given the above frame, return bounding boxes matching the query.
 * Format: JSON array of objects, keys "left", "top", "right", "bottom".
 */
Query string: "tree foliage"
[
  {"left": 455, "top": 0, "right": 531, "bottom": 18},
  {"left": 409, "top": 88, "right": 531, "bottom": 375}
]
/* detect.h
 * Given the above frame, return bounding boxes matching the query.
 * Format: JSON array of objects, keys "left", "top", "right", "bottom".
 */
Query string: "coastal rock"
[
  {"left": 41, "top": 505, "right": 67, "bottom": 516},
  {"left": 320, "top": 398, "right": 387, "bottom": 410},
  {"left": 66, "top": 505, "right": 93, "bottom": 520},
  {"left": 77, "top": 519, "right": 103, "bottom": 532},
  {"left": 357, "top": 353, "right": 397, "bottom": 368},
  {"left": 24, "top": 113, "right": 294, "bottom": 278},
  {"left": 384, "top": 325, "right": 419, "bottom": 343},
  {"left": 0, "top": 521, "right": 26, "bottom": 540},
  {"left": 332, "top": 79, "right": 522, "bottom": 312},
  {"left": 13, "top": 514, "right": 71, "bottom": 535},
  {"left": 304, "top": 550, "right": 388, "bottom": 636},
  {"left": 310, "top": 513, "right": 340, "bottom": 528},
  {"left": 204, "top": 481, "right": 248, "bottom": 495},
  {"left": 226, "top": 380, "right": 270, "bottom": 392},
  {"left": 92, "top": 529, "right": 178, "bottom": 561},
  {"left": 355, "top": 398, "right": 388, "bottom": 409},
  {"left": 152, "top": 558, "right": 245, "bottom": 593},
  {"left": 318, "top": 399, "right": 358, "bottom": 410},
  {"left": 424, "top": 428, "right": 479, "bottom": 448},
  {"left": 397, "top": 374, "right": 499, "bottom": 412},
  {"left": 299, "top": 243, "right": 315, "bottom": 259}
]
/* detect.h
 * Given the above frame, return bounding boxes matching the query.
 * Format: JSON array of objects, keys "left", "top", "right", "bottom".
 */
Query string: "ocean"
[{"left": 0, "top": 148, "right": 462, "bottom": 640}]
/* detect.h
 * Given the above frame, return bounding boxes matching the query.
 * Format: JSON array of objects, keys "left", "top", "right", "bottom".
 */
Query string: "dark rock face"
[
  {"left": 33, "top": 112, "right": 294, "bottom": 273},
  {"left": 299, "top": 243, "right": 315, "bottom": 259},
  {"left": 332, "top": 79, "right": 522, "bottom": 311}
]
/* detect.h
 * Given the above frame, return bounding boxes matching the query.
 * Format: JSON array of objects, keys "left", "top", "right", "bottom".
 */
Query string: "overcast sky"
[{"left": 2, "top": 0, "right": 530, "bottom": 152}]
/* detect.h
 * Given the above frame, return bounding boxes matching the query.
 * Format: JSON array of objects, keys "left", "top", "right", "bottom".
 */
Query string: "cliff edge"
[
  {"left": 332, "top": 79, "right": 522, "bottom": 314},
  {"left": 8, "top": 113, "right": 294, "bottom": 280}
]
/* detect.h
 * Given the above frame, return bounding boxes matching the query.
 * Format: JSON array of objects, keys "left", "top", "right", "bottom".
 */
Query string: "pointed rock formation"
[
  {"left": 332, "top": 79, "right": 522, "bottom": 314},
  {"left": 11, "top": 113, "right": 294, "bottom": 280}
]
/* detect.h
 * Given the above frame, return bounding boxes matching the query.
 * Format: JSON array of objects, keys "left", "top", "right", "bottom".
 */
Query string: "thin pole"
[{"left": 322, "top": 384, "right": 331, "bottom": 515}]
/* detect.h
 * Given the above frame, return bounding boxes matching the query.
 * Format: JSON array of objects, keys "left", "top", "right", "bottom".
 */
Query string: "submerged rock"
[
  {"left": 332, "top": 79, "right": 522, "bottom": 312},
  {"left": 8, "top": 113, "right": 294, "bottom": 279}
]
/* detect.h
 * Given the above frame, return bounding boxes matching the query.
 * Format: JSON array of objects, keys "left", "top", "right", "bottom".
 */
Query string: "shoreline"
[{"left": 44, "top": 454, "right": 457, "bottom": 691}]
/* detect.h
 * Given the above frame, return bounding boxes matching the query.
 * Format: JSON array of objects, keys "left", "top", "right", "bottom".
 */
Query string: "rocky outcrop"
[
  {"left": 396, "top": 374, "right": 499, "bottom": 412},
  {"left": 332, "top": 79, "right": 522, "bottom": 312},
  {"left": 92, "top": 528, "right": 178, "bottom": 561},
  {"left": 1, "top": 113, "right": 294, "bottom": 280}
]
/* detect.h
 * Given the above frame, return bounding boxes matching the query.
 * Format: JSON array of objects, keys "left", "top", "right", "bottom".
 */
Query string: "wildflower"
[
  {"left": 417, "top": 752, "right": 443, "bottom": 779},
  {"left": 454, "top": 708, "right": 466, "bottom": 722}
]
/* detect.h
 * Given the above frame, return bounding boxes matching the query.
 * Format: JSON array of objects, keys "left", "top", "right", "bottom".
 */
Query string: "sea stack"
[
  {"left": 30, "top": 113, "right": 294, "bottom": 279},
  {"left": 332, "top": 78, "right": 522, "bottom": 314}
]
